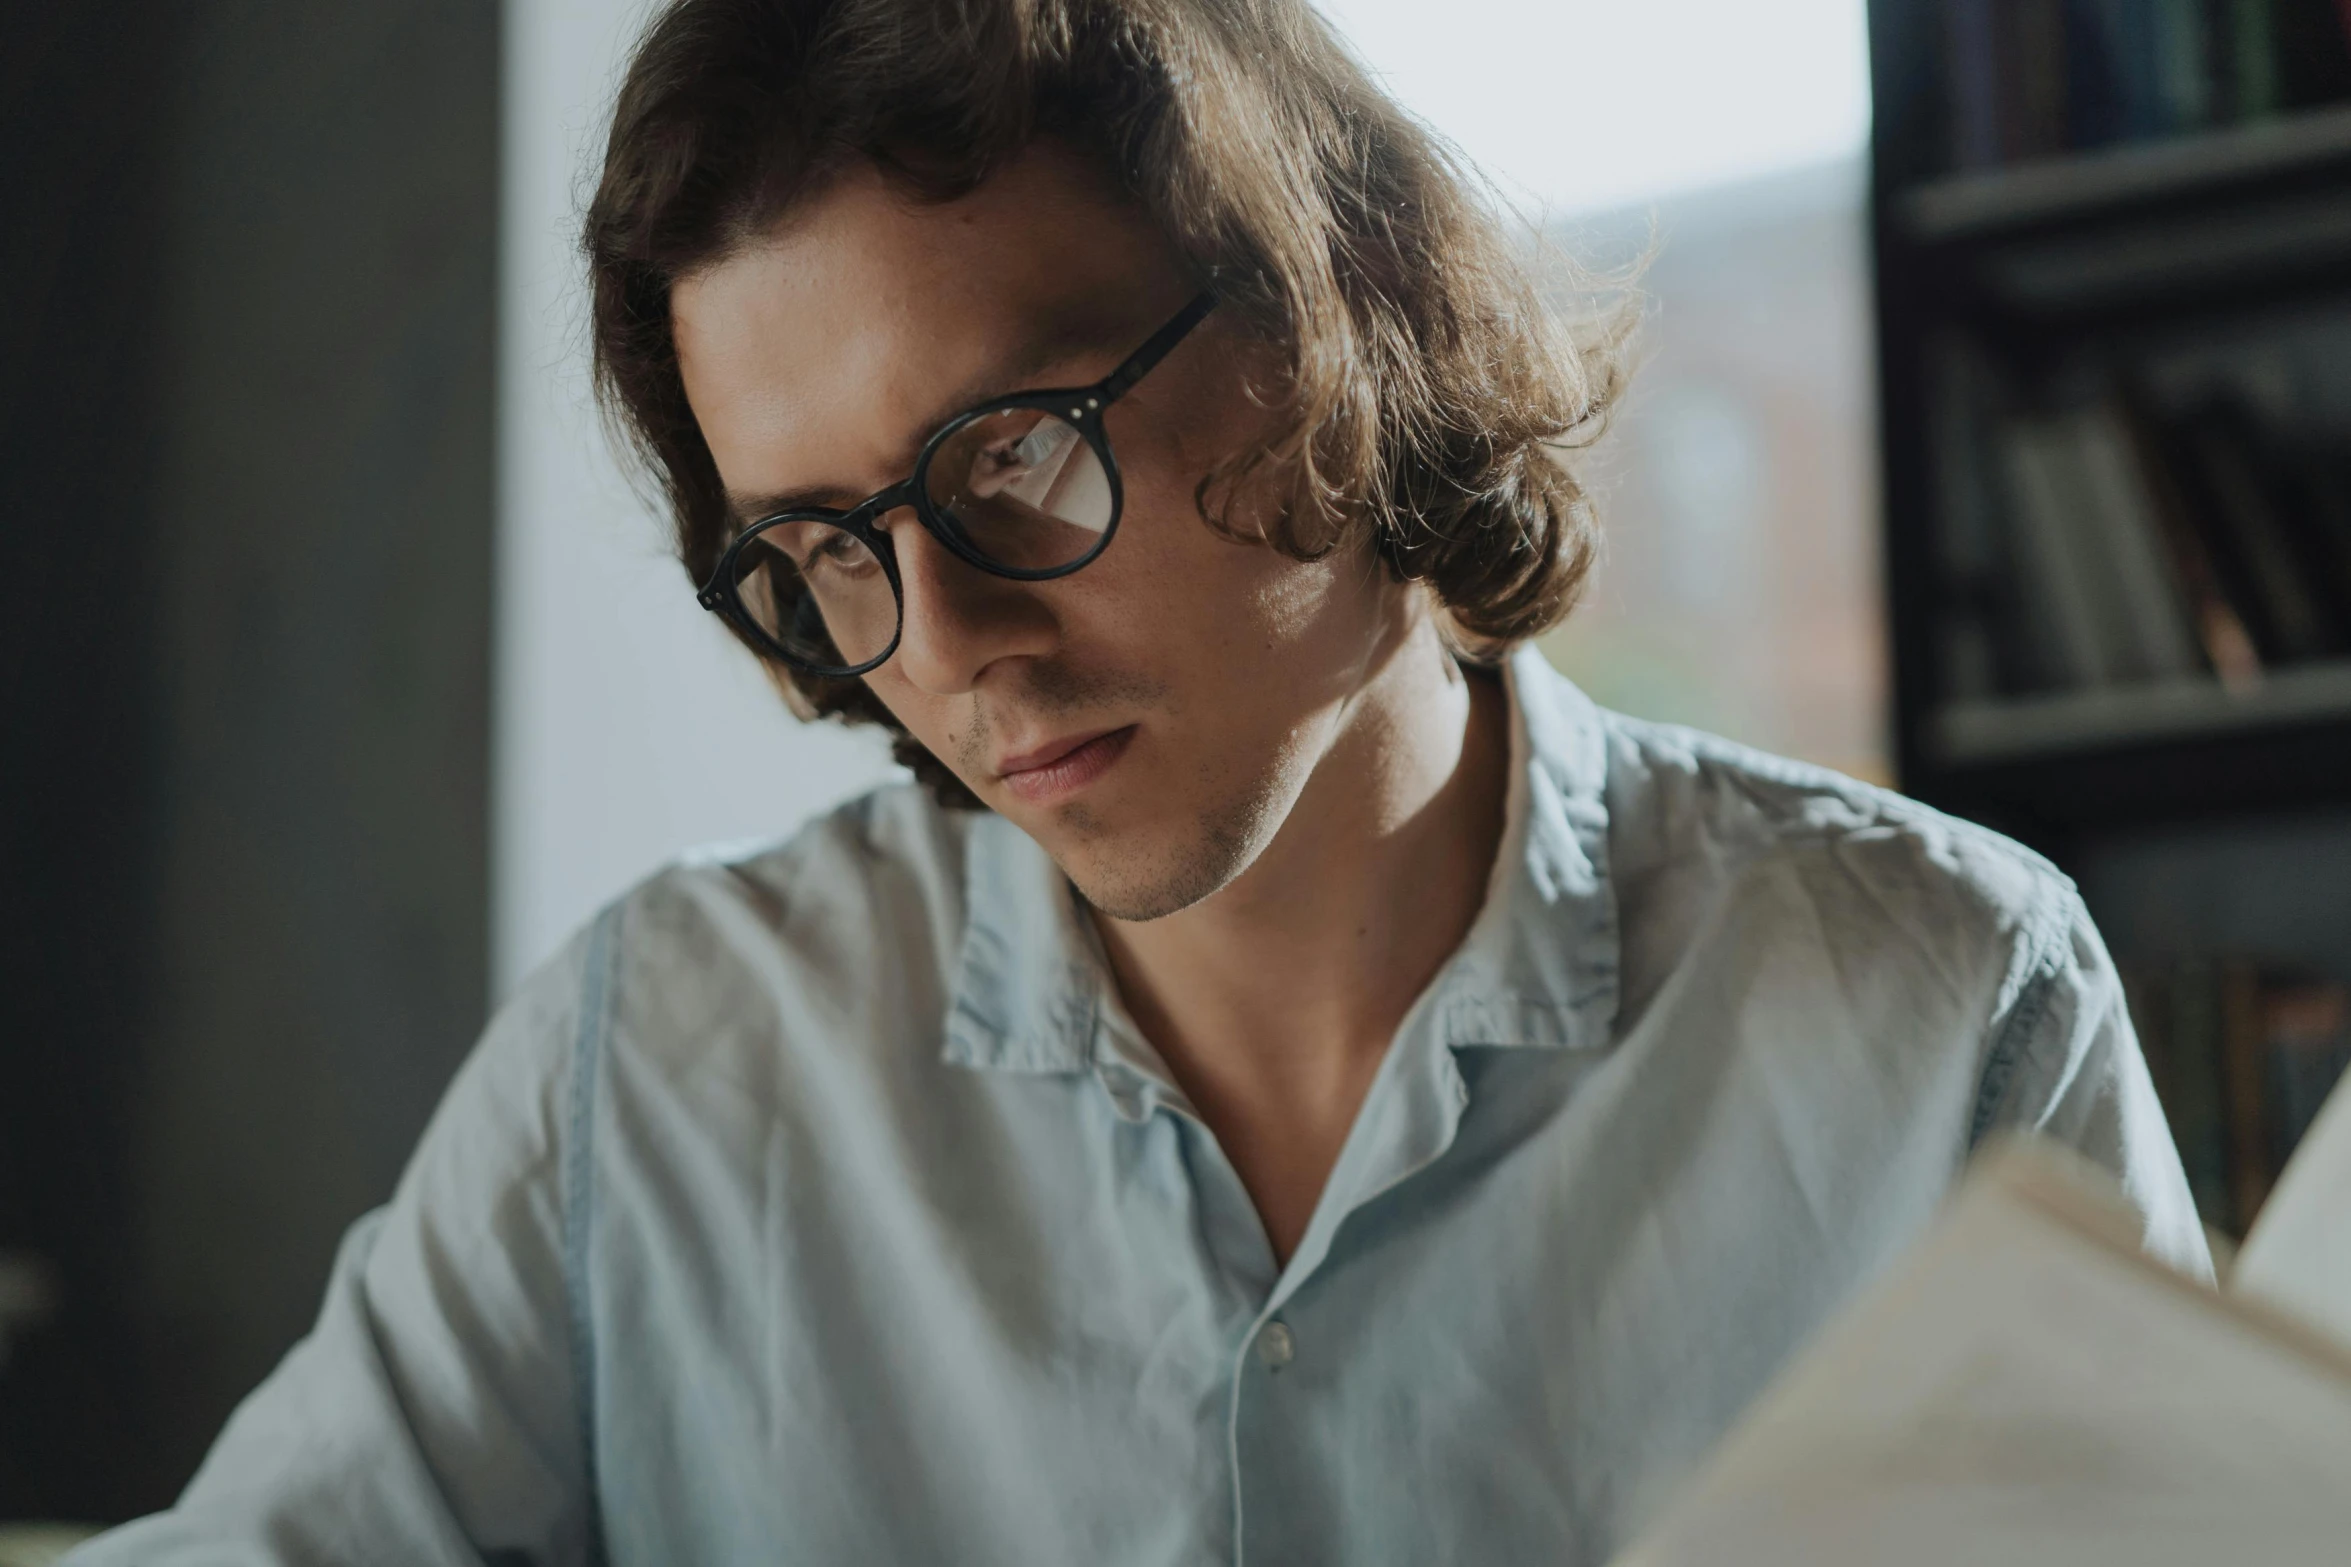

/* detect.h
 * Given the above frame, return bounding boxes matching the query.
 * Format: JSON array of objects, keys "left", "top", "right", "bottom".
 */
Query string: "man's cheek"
[{"left": 862, "top": 680, "right": 959, "bottom": 770}]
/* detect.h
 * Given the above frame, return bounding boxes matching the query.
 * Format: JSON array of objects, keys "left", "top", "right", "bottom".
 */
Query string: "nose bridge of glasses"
[
  {"left": 885, "top": 496, "right": 1000, "bottom": 598},
  {"left": 860, "top": 480, "right": 1013, "bottom": 591},
  {"left": 848, "top": 477, "right": 924, "bottom": 536}
]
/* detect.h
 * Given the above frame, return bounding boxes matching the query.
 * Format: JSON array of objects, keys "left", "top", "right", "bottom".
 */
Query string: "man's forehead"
[
  {"left": 677, "top": 235, "right": 1130, "bottom": 390},
  {"left": 679, "top": 147, "right": 1160, "bottom": 358},
  {"left": 672, "top": 186, "right": 1165, "bottom": 516}
]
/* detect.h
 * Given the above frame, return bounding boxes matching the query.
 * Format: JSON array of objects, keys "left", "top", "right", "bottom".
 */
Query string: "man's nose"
[{"left": 882, "top": 509, "right": 1058, "bottom": 695}]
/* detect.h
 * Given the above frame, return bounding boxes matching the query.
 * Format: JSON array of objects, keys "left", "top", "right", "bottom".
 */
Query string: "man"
[{"left": 73, "top": 0, "right": 2204, "bottom": 1562}]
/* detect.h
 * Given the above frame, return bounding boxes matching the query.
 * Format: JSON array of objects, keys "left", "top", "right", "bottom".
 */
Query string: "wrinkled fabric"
[{"left": 72, "top": 649, "right": 2206, "bottom": 1567}]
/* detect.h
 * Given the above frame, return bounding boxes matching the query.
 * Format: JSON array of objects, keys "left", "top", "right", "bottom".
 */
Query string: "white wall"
[
  {"left": 1539, "top": 162, "right": 1887, "bottom": 782},
  {"left": 1314, "top": 0, "right": 1870, "bottom": 217},
  {"left": 496, "top": 0, "right": 900, "bottom": 995}
]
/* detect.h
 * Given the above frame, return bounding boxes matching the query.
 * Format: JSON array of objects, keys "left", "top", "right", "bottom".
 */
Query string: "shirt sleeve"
[
  {"left": 1972, "top": 882, "right": 2214, "bottom": 1282},
  {"left": 65, "top": 917, "right": 606, "bottom": 1567}
]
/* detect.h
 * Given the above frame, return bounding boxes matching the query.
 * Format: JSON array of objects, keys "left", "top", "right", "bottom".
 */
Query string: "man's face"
[{"left": 673, "top": 146, "right": 1405, "bottom": 921}]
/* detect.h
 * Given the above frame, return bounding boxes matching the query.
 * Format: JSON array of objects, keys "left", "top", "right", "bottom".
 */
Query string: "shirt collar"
[
  {"left": 1424, "top": 643, "right": 1619, "bottom": 1052},
  {"left": 940, "top": 644, "right": 1621, "bottom": 1077},
  {"left": 940, "top": 809, "right": 1105, "bottom": 1075}
]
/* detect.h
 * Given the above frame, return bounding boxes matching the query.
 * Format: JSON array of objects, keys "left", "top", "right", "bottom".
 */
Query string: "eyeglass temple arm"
[{"left": 1095, "top": 291, "right": 1219, "bottom": 405}]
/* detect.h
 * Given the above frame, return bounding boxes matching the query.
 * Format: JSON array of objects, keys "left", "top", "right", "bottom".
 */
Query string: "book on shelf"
[
  {"left": 2111, "top": 377, "right": 2268, "bottom": 689},
  {"left": 1996, "top": 414, "right": 2130, "bottom": 685},
  {"left": 2072, "top": 401, "right": 2215, "bottom": 677},
  {"left": 1938, "top": 0, "right": 2351, "bottom": 176},
  {"left": 1930, "top": 340, "right": 2351, "bottom": 711},
  {"left": 1611, "top": 1070, "right": 2351, "bottom": 1565},
  {"left": 2166, "top": 391, "right": 2346, "bottom": 663},
  {"left": 2121, "top": 957, "right": 2351, "bottom": 1237},
  {"left": 1995, "top": 401, "right": 2210, "bottom": 687}
]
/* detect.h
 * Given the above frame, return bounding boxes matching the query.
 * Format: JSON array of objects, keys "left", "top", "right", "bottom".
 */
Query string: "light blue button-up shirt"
[{"left": 72, "top": 649, "right": 2206, "bottom": 1566}]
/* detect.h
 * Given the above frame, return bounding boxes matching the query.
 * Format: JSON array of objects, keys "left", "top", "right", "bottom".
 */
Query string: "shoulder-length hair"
[{"left": 585, "top": 0, "right": 1625, "bottom": 803}]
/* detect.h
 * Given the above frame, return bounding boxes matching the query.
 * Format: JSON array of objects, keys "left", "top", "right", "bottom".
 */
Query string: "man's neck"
[{"left": 1092, "top": 630, "right": 1511, "bottom": 1264}]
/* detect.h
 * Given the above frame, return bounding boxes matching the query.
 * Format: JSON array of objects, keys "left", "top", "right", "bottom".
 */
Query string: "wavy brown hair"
[{"left": 585, "top": 0, "right": 1626, "bottom": 803}]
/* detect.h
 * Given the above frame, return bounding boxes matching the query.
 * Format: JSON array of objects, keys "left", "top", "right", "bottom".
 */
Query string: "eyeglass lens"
[
  {"left": 924, "top": 408, "right": 1113, "bottom": 571},
  {"left": 730, "top": 521, "right": 898, "bottom": 671},
  {"left": 731, "top": 407, "right": 1115, "bottom": 673}
]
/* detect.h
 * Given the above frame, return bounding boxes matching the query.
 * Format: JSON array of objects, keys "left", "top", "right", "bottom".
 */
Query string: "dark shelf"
[
  {"left": 1888, "top": 103, "right": 2351, "bottom": 327},
  {"left": 1912, "top": 667, "right": 2351, "bottom": 844},
  {"left": 1958, "top": 186, "right": 2351, "bottom": 323},
  {"left": 1930, "top": 664, "right": 2351, "bottom": 766},
  {"left": 1898, "top": 103, "right": 2351, "bottom": 245},
  {"left": 1912, "top": 709, "right": 2351, "bottom": 850}
]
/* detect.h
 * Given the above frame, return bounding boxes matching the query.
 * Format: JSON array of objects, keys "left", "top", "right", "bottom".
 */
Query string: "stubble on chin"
[
  {"left": 1054, "top": 751, "right": 1285, "bottom": 925},
  {"left": 926, "top": 658, "right": 1312, "bottom": 924}
]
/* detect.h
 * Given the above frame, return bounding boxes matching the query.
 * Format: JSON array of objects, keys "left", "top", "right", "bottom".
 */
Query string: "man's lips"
[
  {"left": 994, "top": 724, "right": 1137, "bottom": 804},
  {"left": 994, "top": 724, "right": 1126, "bottom": 776}
]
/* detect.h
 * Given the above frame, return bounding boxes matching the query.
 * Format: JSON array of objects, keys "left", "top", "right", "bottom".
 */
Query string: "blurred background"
[{"left": 9, "top": 0, "right": 2349, "bottom": 1530}]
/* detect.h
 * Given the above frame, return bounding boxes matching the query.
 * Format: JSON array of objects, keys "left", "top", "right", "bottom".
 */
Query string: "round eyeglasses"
[{"left": 696, "top": 292, "right": 1219, "bottom": 677}]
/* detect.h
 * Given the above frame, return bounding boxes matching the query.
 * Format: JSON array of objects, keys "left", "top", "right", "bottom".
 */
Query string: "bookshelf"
[
  {"left": 1935, "top": 657, "right": 2351, "bottom": 763},
  {"left": 1898, "top": 99, "right": 2351, "bottom": 241},
  {"left": 1868, "top": 0, "right": 2351, "bottom": 1237}
]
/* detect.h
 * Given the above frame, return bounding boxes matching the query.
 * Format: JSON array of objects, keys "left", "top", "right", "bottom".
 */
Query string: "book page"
[
  {"left": 2236, "top": 1072, "right": 2351, "bottom": 1351},
  {"left": 1615, "top": 1143, "right": 2351, "bottom": 1567}
]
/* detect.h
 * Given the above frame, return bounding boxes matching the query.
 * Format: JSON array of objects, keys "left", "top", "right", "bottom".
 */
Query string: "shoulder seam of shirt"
[
  {"left": 564, "top": 900, "right": 621, "bottom": 1567},
  {"left": 1601, "top": 709, "right": 2076, "bottom": 879},
  {"left": 1967, "top": 876, "right": 2078, "bottom": 1148}
]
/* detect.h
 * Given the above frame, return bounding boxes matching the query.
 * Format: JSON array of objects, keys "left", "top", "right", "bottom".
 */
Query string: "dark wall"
[
  {"left": 1, "top": 1, "right": 497, "bottom": 1518},
  {"left": 0, "top": 0, "right": 176, "bottom": 1521}
]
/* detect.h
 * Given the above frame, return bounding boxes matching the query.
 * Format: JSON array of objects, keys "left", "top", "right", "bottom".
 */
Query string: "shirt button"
[{"left": 1258, "top": 1320, "right": 1296, "bottom": 1370}]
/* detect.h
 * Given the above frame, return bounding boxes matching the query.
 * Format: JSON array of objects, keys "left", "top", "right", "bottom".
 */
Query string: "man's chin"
[
  {"left": 1035, "top": 809, "right": 1260, "bottom": 926},
  {"left": 1061, "top": 858, "right": 1225, "bottom": 925}
]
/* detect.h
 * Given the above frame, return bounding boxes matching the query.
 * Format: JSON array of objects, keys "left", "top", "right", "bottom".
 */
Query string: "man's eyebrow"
[
  {"left": 725, "top": 481, "right": 863, "bottom": 524},
  {"left": 722, "top": 319, "right": 1130, "bottom": 526}
]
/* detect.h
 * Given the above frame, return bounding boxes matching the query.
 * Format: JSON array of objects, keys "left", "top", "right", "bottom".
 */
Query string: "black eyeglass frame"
[{"left": 696, "top": 290, "right": 1219, "bottom": 678}]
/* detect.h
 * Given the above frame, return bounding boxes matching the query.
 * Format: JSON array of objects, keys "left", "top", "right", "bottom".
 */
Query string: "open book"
[{"left": 1614, "top": 1079, "right": 2351, "bottom": 1565}]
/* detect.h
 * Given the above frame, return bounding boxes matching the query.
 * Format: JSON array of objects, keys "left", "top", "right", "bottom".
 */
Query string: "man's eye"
[{"left": 787, "top": 531, "right": 873, "bottom": 578}]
